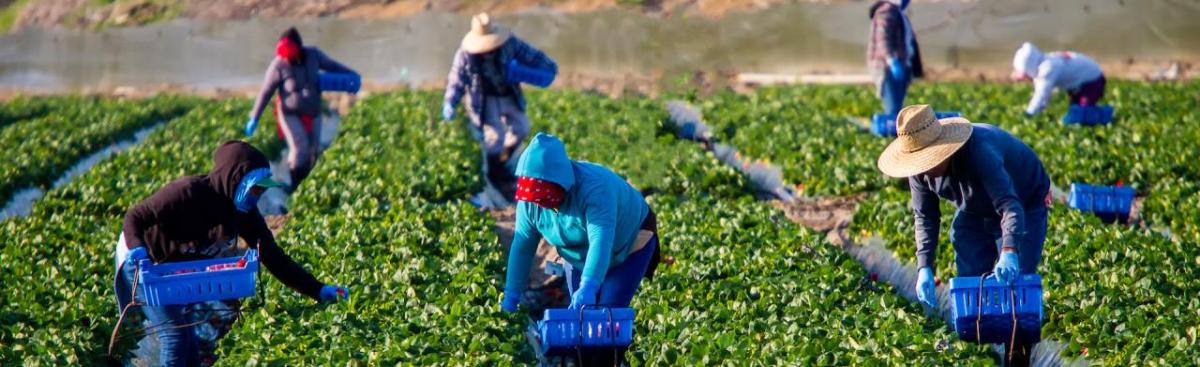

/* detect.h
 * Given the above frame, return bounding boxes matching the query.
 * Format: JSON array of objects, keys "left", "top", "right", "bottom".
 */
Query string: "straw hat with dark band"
[
  {"left": 461, "top": 13, "right": 512, "bottom": 54},
  {"left": 876, "top": 105, "right": 974, "bottom": 178}
]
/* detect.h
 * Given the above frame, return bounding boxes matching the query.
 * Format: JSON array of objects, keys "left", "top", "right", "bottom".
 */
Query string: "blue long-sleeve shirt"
[
  {"left": 504, "top": 133, "right": 648, "bottom": 297},
  {"left": 909, "top": 123, "right": 1050, "bottom": 270}
]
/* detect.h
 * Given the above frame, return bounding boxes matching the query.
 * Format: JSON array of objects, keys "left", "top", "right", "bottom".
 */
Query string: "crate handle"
[{"left": 575, "top": 305, "right": 621, "bottom": 361}]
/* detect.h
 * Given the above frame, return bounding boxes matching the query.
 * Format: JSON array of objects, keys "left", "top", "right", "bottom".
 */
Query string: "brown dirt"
[{"left": 771, "top": 194, "right": 865, "bottom": 233}]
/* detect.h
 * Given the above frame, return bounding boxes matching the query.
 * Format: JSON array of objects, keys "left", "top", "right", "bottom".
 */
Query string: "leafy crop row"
[
  {"left": 524, "top": 90, "right": 996, "bottom": 365},
  {"left": 0, "top": 95, "right": 197, "bottom": 202},
  {"left": 693, "top": 81, "right": 1200, "bottom": 364}
]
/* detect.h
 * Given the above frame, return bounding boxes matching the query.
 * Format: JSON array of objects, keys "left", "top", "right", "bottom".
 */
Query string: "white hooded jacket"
[{"left": 1013, "top": 42, "right": 1104, "bottom": 114}]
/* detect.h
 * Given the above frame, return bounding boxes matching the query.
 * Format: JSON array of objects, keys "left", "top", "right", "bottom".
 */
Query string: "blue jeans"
[
  {"left": 949, "top": 208, "right": 1048, "bottom": 277},
  {"left": 115, "top": 262, "right": 201, "bottom": 366},
  {"left": 880, "top": 71, "right": 911, "bottom": 117},
  {"left": 565, "top": 235, "right": 658, "bottom": 308}
]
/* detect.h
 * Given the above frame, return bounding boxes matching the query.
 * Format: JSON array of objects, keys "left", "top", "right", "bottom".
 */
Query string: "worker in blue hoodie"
[{"left": 501, "top": 133, "right": 660, "bottom": 344}]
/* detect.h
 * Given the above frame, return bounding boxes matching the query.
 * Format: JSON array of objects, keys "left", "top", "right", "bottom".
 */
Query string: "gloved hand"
[
  {"left": 244, "top": 117, "right": 259, "bottom": 137},
  {"left": 319, "top": 285, "right": 350, "bottom": 302},
  {"left": 993, "top": 250, "right": 1020, "bottom": 284},
  {"left": 501, "top": 289, "right": 521, "bottom": 313},
  {"left": 441, "top": 103, "right": 455, "bottom": 122},
  {"left": 888, "top": 57, "right": 906, "bottom": 81},
  {"left": 125, "top": 246, "right": 149, "bottom": 267},
  {"left": 915, "top": 267, "right": 937, "bottom": 307},
  {"left": 569, "top": 280, "right": 600, "bottom": 310}
]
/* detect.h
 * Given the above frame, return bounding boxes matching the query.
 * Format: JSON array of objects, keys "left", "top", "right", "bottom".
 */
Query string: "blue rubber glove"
[
  {"left": 915, "top": 267, "right": 937, "bottom": 307},
  {"left": 441, "top": 103, "right": 455, "bottom": 122},
  {"left": 993, "top": 250, "right": 1020, "bottom": 284},
  {"left": 125, "top": 246, "right": 149, "bottom": 267},
  {"left": 501, "top": 289, "right": 521, "bottom": 313},
  {"left": 244, "top": 117, "right": 259, "bottom": 137},
  {"left": 569, "top": 279, "right": 600, "bottom": 310},
  {"left": 888, "top": 57, "right": 906, "bottom": 81},
  {"left": 319, "top": 285, "right": 350, "bottom": 302}
]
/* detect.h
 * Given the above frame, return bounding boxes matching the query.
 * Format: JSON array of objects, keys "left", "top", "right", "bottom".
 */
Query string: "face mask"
[{"left": 233, "top": 168, "right": 273, "bottom": 213}]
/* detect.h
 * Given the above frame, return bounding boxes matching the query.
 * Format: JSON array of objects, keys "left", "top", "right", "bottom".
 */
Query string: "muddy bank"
[
  {"left": 8, "top": 0, "right": 794, "bottom": 32},
  {"left": 1, "top": 0, "right": 1197, "bottom": 95}
]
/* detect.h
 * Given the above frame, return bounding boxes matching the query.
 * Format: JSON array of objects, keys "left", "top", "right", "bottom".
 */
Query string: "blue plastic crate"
[
  {"left": 506, "top": 59, "right": 556, "bottom": 88},
  {"left": 871, "top": 111, "right": 962, "bottom": 137},
  {"left": 539, "top": 307, "right": 635, "bottom": 355},
  {"left": 136, "top": 250, "right": 259, "bottom": 306},
  {"left": 949, "top": 274, "right": 1043, "bottom": 344},
  {"left": 319, "top": 72, "right": 361, "bottom": 93},
  {"left": 1068, "top": 183, "right": 1135, "bottom": 216},
  {"left": 1062, "top": 105, "right": 1114, "bottom": 126}
]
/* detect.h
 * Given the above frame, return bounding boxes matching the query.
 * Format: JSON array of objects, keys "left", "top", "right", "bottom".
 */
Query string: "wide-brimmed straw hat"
[
  {"left": 876, "top": 105, "right": 974, "bottom": 178},
  {"left": 461, "top": 13, "right": 512, "bottom": 54}
]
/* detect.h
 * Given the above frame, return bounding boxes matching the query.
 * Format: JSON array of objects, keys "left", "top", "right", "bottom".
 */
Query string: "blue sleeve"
[
  {"left": 909, "top": 176, "right": 941, "bottom": 270},
  {"left": 970, "top": 143, "right": 1026, "bottom": 251},
  {"left": 315, "top": 49, "right": 357, "bottom": 75},
  {"left": 580, "top": 184, "right": 618, "bottom": 289},
  {"left": 443, "top": 48, "right": 470, "bottom": 108},
  {"left": 503, "top": 204, "right": 542, "bottom": 295},
  {"left": 510, "top": 38, "right": 557, "bottom": 75}
]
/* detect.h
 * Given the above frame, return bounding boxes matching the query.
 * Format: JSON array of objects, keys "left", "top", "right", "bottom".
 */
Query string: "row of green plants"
[
  {"left": 0, "top": 95, "right": 197, "bottom": 202},
  {"left": 692, "top": 81, "right": 1199, "bottom": 364},
  {"left": 526, "top": 90, "right": 997, "bottom": 364}
]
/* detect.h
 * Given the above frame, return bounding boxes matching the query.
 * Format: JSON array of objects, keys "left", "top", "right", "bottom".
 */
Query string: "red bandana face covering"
[
  {"left": 276, "top": 38, "right": 301, "bottom": 64},
  {"left": 515, "top": 177, "right": 566, "bottom": 209}
]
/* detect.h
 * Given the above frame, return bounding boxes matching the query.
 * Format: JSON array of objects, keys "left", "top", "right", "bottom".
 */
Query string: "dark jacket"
[
  {"left": 909, "top": 124, "right": 1050, "bottom": 270},
  {"left": 867, "top": 1, "right": 924, "bottom": 78},
  {"left": 250, "top": 47, "right": 357, "bottom": 120},
  {"left": 122, "top": 141, "right": 323, "bottom": 299}
]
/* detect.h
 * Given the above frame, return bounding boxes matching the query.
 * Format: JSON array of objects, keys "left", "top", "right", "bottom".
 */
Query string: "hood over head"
[
  {"left": 1013, "top": 42, "right": 1044, "bottom": 79},
  {"left": 208, "top": 140, "right": 272, "bottom": 200},
  {"left": 515, "top": 132, "right": 575, "bottom": 191}
]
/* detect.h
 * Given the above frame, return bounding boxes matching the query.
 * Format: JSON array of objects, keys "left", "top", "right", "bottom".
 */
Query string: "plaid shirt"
[
  {"left": 444, "top": 36, "right": 557, "bottom": 118},
  {"left": 866, "top": 2, "right": 922, "bottom": 76}
]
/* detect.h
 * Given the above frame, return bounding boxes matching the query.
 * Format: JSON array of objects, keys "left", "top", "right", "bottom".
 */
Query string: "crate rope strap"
[
  {"left": 974, "top": 271, "right": 1019, "bottom": 363},
  {"left": 107, "top": 249, "right": 267, "bottom": 359}
]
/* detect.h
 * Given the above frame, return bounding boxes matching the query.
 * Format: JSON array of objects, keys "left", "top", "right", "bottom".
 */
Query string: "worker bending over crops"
[
  {"left": 443, "top": 13, "right": 558, "bottom": 199},
  {"left": 501, "top": 133, "right": 659, "bottom": 364},
  {"left": 114, "top": 141, "right": 349, "bottom": 365},
  {"left": 245, "top": 27, "right": 359, "bottom": 192},
  {"left": 1012, "top": 42, "right": 1106, "bottom": 116},
  {"left": 877, "top": 105, "right": 1050, "bottom": 366},
  {"left": 867, "top": 0, "right": 924, "bottom": 117}
]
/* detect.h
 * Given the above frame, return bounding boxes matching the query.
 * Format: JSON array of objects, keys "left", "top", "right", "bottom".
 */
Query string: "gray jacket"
[{"left": 250, "top": 47, "right": 356, "bottom": 120}]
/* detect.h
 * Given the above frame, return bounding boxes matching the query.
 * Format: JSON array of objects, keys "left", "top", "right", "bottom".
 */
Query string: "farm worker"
[
  {"left": 1012, "top": 42, "right": 1106, "bottom": 116},
  {"left": 443, "top": 13, "right": 558, "bottom": 199},
  {"left": 501, "top": 133, "right": 660, "bottom": 311},
  {"left": 877, "top": 105, "right": 1050, "bottom": 366},
  {"left": 245, "top": 27, "right": 359, "bottom": 191},
  {"left": 113, "top": 141, "right": 349, "bottom": 365},
  {"left": 867, "top": 0, "right": 924, "bottom": 117}
]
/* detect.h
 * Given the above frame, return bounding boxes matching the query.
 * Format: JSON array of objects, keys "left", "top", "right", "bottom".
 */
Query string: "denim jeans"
[
  {"left": 565, "top": 235, "right": 658, "bottom": 308},
  {"left": 116, "top": 257, "right": 201, "bottom": 366},
  {"left": 880, "top": 70, "right": 911, "bottom": 117}
]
